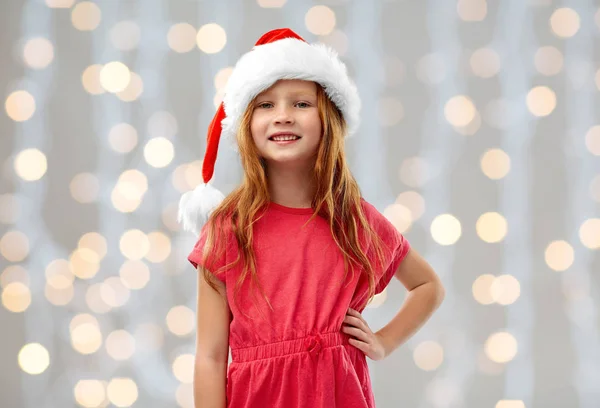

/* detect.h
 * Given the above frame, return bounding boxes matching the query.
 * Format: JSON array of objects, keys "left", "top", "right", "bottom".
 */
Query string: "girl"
[{"left": 179, "top": 28, "right": 445, "bottom": 408}]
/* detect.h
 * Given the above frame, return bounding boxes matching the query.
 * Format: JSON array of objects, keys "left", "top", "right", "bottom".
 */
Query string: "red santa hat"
[{"left": 178, "top": 28, "right": 361, "bottom": 235}]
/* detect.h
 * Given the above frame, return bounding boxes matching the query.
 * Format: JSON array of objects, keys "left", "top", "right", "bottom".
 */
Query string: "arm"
[
  {"left": 375, "top": 248, "right": 445, "bottom": 358},
  {"left": 194, "top": 266, "right": 231, "bottom": 408}
]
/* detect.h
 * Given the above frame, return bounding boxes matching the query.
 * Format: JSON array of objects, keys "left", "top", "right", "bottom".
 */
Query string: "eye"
[
  {"left": 296, "top": 102, "right": 310, "bottom": 108},
  {"left": 257, "top": 102, "right": 272, "bottom": 109}
]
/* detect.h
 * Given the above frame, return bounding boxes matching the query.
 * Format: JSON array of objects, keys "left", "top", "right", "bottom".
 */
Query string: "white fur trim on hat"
[{"left": 221, "top": 38, "right": 361, "bottom": 151}]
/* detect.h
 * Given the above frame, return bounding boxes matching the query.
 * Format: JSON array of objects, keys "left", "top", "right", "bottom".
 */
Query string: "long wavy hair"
[{"left": 199, "top": 81, "right": 389, "bottom": 315}]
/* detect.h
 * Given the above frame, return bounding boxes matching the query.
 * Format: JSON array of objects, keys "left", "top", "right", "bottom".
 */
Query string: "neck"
[{"left": 265, "top": 160, "right": 316, "bottom": 208}]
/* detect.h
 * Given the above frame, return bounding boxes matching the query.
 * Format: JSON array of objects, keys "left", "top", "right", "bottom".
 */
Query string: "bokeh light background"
[{"left": 1, "top": 0, "right": 600, "bottom": 407}]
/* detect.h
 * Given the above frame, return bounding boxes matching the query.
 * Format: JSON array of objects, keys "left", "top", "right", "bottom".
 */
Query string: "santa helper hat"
[{"left": 178, "top": 28, "right": 361, "bottom": 236}]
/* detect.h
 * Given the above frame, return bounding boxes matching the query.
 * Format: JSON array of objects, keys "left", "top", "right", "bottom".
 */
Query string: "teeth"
[{"left": 271, "top": 136, "right": 299, "bottom": 141}]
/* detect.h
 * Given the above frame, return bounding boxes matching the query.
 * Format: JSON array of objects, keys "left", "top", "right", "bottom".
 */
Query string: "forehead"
[{"left": 257, "top": 79, "right": 317, "bottom": 97}]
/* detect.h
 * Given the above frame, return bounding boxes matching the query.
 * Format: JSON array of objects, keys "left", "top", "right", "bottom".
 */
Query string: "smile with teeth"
[{"left": 270, "top": 135, "right": 301, "bottom": 141}]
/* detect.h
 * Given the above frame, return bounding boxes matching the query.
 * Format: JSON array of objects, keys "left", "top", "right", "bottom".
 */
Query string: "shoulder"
[{"left": 359, "top": 197, "right": 404, "bottom": 246}]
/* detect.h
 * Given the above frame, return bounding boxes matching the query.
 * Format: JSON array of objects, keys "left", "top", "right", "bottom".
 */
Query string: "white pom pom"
[{"left": 177, "top": 182, "right": 226, "bottom": 236}]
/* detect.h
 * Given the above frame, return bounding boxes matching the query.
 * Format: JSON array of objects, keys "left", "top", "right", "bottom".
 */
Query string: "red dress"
[{"left": 188, "top": 198, "right": 411, "bottom": 407}]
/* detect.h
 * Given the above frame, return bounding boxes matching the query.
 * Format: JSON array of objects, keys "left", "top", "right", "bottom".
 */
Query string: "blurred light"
[
  {"left": 120, "top": 229, "right": 150, "bottom": 260},
  {"left": 109, "top": 21, "right": 140, "bottom": 51},
  {"left": 257, "top": 0, "right": 287, "bottom": 7},
  {"left": 148, "top": 111, "right": 178, "bottom": 139},
  {"left": 579, "top": 218, "right": 600, "bottom": 249},
  {"left": 135, "top": 323, "right": 164, "bottom": 351},
  {"left": 166, "top": 305, "right": 195, "bottom": 337},
  {"left": 70, "top": 172, "right": 100, "bottom": 203},
  {"left": 383, "top": 204, "right": 412, "bottom": 234},
  {"left": 395, "top": 191, "right": 425, "bottom": 221},
  {"left": 472, "top": 274, "right": 495, "bottom": 305},
  {"left": 481, "top": 148, "right": 510, "bottom": 180},
  {"left": 108, "top": 123, "right": 138, "bottom": 154},
  {"left": 476, "top": 212, "right": 507, "bottom": 243},
  {"left": 74, "top": 380, "right": 106, "bottom": 408},
  {"left": 115, "top": 169, "right": 148, "bottom": 201},
  {"left": 485, "top": 331, "right": 517, "bottom": 363},
  {"left": 105, "top": 330, "right": 135, "bottom": 361},
  {"left": 100, "top": 61, "right": 131, "bottom": 93},
  {"left": 107, "top": 378, "right": 138, "bottom": 408},
  {"left": 196, "top": 23, "right": 226, "bottom": 54},
  {"left": 0, "top": 230, "right": 29, "bottom": 262},
  {"left": 82, "top": 64, "right": 105, "bottom": 95},
  {"left": 119, "top": 260, "right": 150, "bottom": 290},
  {"left": 431, "top": 214, "right": 462, "bottom": 246},
  {"left": 545, "top": 240, "right": 574, "bottom": 271},
  {"left": 111, "top": 190, "right": 141, "bottom": 213},
  {"left": 116, "top": 72, "right": 143, "bottom": 102},
  {"left": 1, "top": 265, "right": 29, "bottom": 288},
  {"left": 526, "top": 86, "right": 556, "bottom": 117},
  {"left": 70, "top": 248, "right": 100, "bottom": 279},
  {"left": 45, "top": 282, "right": 74, "bottom": 306},
  {"left": 382, "top": 56, "right": 405, "bottom": 87},
  {"left": 457, "top": 0, "right": 487, "bottom": 22},
  {"left": 71, "top": 1, "right": 102, "bottom": 31},
  {"left": 162, "top": 203, "right": 181, "bottom": 232},
  {"left": 100, "top": 277, "right": 130, "bottom": 308},
  {"left": 319, "top": 29, "right": 349, "bottom": 56},
  {"left": 168, "top": 23, "right": 197, "bottom": 53},
  {"left": 78, "top": 232, "right": 108, "bottom": 261},
  {"left": 305, "top": 5, "right": 336, "bottom": 36},
  {"left": 172, "top": 354, "right": 195, "bottom": 384},
  {"left": 416, "top": 53, "right": 445, "bottom": 85},
  {"left": 86, "top": 283, "right": 112, "bottom": 314},
  {"left": 0, "top": 194, "right": 19, "bottom": 224},
  {"left": 23, "top": 37, "right": 54, "bottom": 69},
  {"left": 454, "top": 111, "right": 481, "bottom": 136},
  {"left": 2, "top": 282, "right": 31, "bottom": 312},
  {"left": 596, "top": 69, "right": 600, "bottom": 91},
  {"left": 45, "top": 0, "right": 75, "bottom": 7},
  {"left": 550, "top": 7, "right": 580, "bottom": 38},
  {"left": 585, "top": 125, "right": 600, "bottom": 156},
  {"left": 46, "top": 259, "right": 74, "bottom": 288},
  {"left": 18, "top": 343, "right": 50, "bottom": 375},
  {"left": 144, "top": 137, "right": 175, "bottom": 168},
  {"left": 534, "top": 46, "right": 563, "bottom": 76},
  {"left": 413, "top": 341, "right": 444, "bottom": 371},
  {"left": 5, "top": 90, "right": 36, "bottom": 122},
  {"left": 399, "top": 157, "right": 429, "bottom": 188},
  {"left": 176, "top": 383, "right": 194, "bottom": 408},
  {"left": 214, "top": 67, "right": 233, "bottom": 91},
  {"left": 379, "top": 97, "right": 404, "bottom": 127},
  {"left": 469, "top": 48, "right": 500, "bottom": 78},
  {"left": 14, "top": 148, "right": 47, "bottom": 181},
  {"left": 496, "top": 401, "right": 525, "bottom": 408},
  {"left": 445, "top": 95, "right": 476, "bottom": 127},
  {"left": 70, "top": 315, "right": 103, "bottom": 354},
  {"left": 146, "top": 231, "right": 172, "bottom": 263},
  {"left": 590, "top": 175, "right": 600, "bottom": 203},
  {"left": 490, "top": 275, "right": 521, "bottom": 305}
]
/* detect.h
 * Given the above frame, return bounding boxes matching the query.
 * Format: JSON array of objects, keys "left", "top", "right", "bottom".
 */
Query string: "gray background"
[{"left": 1, "top": 0, "right": 599, "bottom": 407}]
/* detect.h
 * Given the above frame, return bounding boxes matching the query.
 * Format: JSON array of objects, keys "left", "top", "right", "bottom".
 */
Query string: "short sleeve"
[
  {"left": 187, "top": 220, "right": 228, "bottom": 284},
  {"left": 360, "top": 198, "right": 411, "bottom": 295},
  {"left": 375, "top": 227, "right": 410, "bottom": 294}
]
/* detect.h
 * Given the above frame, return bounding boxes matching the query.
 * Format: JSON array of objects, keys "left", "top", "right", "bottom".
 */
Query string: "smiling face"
[{"left": 250, "top": 79, "right": 322, "bottom": 167}]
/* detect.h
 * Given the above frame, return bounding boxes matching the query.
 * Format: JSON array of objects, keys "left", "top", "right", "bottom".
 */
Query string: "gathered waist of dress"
[{"left": 230, "top": 331, "right": 351, "bottom": 363}]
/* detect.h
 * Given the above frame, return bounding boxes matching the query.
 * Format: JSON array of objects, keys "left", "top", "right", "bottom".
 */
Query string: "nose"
[{"left": 273, "top": 105, "right": 295, "bottom": 125}]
